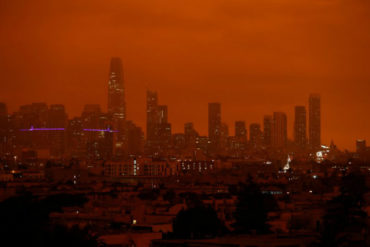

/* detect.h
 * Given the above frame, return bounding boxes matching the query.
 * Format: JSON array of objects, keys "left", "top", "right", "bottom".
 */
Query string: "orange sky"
[{"left": 0, "top": 0, "right": 369, "bottom": 150}]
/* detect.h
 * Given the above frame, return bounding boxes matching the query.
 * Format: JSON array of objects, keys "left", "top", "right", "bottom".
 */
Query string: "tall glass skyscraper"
[
  {"left": 208, "top": 102, "right": 221, "bottom": 153},
  {"left": 309, "top": 94, "right": 321, "bottom": 148},
  {"left": 272, "top": 112, "right": 287, "bottom": 148},
  {"left": 263, "top": 115, "right": 272, "bottom": 147},
  {"left": 108, "top": 57, "right": 126, "bottom": 120},
  {"left": 235, "top": 121, "right": 247, "bottom": 143},
  {"left": 294, "top": 106, "right": 307, "bottom": 148},
  {"left": 146, "top": 90, "right": 159, "bottom": 144}
]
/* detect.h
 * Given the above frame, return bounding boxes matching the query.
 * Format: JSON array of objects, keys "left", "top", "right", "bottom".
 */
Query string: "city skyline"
[
  {"left": 0, "top": 57, "right": 331, "bottom": 160},
  {"left": 0, "top": 69, "right": 356, "bottom": 151},
  {"left": 1, "top": 1, "right": 370, "bottom": 150},
  {"left": 1, "top": 2, "right": 370, "bottom": 247}
]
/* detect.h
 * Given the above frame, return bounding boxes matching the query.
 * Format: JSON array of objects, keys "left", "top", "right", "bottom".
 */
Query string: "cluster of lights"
[
  {"left": 179, "top": 160, "right": 214, "bottom": 171},
  {"left": 315, "top": 145, "right": 330, "bottom": 163}
]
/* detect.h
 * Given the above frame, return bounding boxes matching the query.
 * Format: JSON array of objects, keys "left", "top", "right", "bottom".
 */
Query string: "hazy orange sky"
[{"left": 0, "top": 0, "right": 369, "bottom": 150}]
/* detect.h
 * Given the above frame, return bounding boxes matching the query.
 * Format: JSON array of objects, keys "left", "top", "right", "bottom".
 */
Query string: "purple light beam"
[
  {"left": 83, "top": 128, "right": 118, "bottom": 133},
  {"left": 20, "top": 126, "right": 65, "bottom": 131}
]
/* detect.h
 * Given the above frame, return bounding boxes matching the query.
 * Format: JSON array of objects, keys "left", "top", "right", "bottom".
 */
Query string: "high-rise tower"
[
  {"left": 108, "top": 57, "right": 126, "bottom": 120},
  {"left": 250, "top": 123, "right": 262, "bottom": 148},
  {"left": 263, "top": 115, "right": 272, "bottom": 147},
  {"left": 146, "top": 90, "right": 158, "bottom": 144},
  {"left": 272, "top": 112, "right": 287, "bottom": 148},
  {"left": 235, "top": 121, "right": 247, "bottom": 143},
  {"left": 208, "top": 103, "right": 221, "bottom": 153},
  {"left": 309, "top": 94, "right": 321, "bottom": 148},
  {"left": 48, "top": 104, "right": 67, "bottom": 157},
  {"left": 294, "top": 106, "right": 307, "bottom": 148},
  {"left": 145, "top": 91, "right": 171, "bottom": 154}
]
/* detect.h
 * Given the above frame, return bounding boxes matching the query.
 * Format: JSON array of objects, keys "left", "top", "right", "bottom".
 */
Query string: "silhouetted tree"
[
  {"left": 232, "top": 177, "right": 278, "bottom": 234},
  {"left": 320, "top": 172, "right": 369, "bottom": 247},
  {"left": 179, "top": 192, "right": 203, "bottom": 208},
  {"left": 0, "top": 193, "right": 101, "bottom": 247},
  {"left": 172, "top": 203, "right": 227, "bottom": 239}
]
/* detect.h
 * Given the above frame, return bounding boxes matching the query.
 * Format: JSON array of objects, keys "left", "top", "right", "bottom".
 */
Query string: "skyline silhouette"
[{"left": 1, "top": 1, "right": 370, "bottom": 150}]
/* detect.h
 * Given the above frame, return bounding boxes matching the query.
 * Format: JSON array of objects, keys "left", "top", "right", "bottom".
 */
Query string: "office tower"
[
  {"left": 18, "top": 103, "right": 48, "bottom": 129},
  {"left": 156, "top": 104, "right": 171, "bottom": 147},
  {"left": 48, "top": 104, "right": 67, "bottom": 128},
  {"left": 155, "top": 120, "right": 172, "bottom": 152},
  {"left": 146, "top": 90, "right": 158, "bottom": 145},
  {"left": 263, "top": 115, "right": 272, "bottom": 147},
  {"left": 48, "top": 104, "right": 67, "bottom": 157},
  {"left": 32, "top": 103, "right": 49, "bottom": 148},
  {"left": 0, "top": 103, "right": 7, "bottom": 117},
  {"left": 235, "top": 121, "right": 247, "bottom": 142},
  {"left": 172, "top": 133, "right": 186, "bottom": 151},
  {"left": 195, "top": 136, "right": 210, "bottom": 154},
  {"left": 82, "top": 104, "right": 102, "bottom": 129},
  {"left": 272, "top": 112, "right": 287, "bottom": 148},
  {"left": 66, "top": 117, "right": 86, "bottom": 158},
  {"left": 231, "top": 121, "right": 247, "bottom": 155},
  {"left": 220, "top": 122, "right": 229, "bottom": 152},
  {"left": 208, "top": 103, "right": 221, "bottom": 153},
  {"left": 15, "top": 103, "right": 50, "bottom": 149},
  {"left": 80, "top": 104, "right": 114, "bottom": 159},
  {"left": 249, "top": 123, "right": 262, "bottom": 149},
  {"left": 145, "top": 91, "right": 171, "bottom": 154},
  {"left": 294, "top": 106, "right": 307, "bottom": 148},
  {"left": 0, "top": 103, "right": 8, "bottom": 155},
  {"left": 108, "top": 58, "right": 126, "bottom": 157},
  {"left": 185, "top": 122, "right": 195, "bottom": 136},
  {"left": 31, "top": 103, "right": 49, "bottom": 126},
  {"left": 356, "top": 139, "right": 366, "bottom": 153},
  {"left": 184, "top": 122, "right": 198, "bottom": 149},
  {"left": 108, "top": 57, "right": 126, "bottom": 120},
  {"left": 126, "top": 121, "right": 144, "bottom": 155},
  {"left": 157, "top": 105, "right": 168, "bottom": 124},
  {"left": 0, "top": 103, "right": 7, "bottom": 132},
  {"left": 85, "top": 126, "right": 113, "bottom": 160},
  {"left": 83, "top": 104, "right": 101, "bottom": 114},
  {"left": 309, "top": 94, "right": 321, "bottom": 148}
]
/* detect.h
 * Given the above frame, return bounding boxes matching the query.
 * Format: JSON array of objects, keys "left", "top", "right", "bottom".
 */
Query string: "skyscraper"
[
  {"left": 184, "top": 122, "right": 198, "bottom": 149},
  {"left": 48, "top": 104, "right": 67, "bottom": 128},
  {"left": 0, "top": 103, "right": 8, "bottom": 155},
  {"left": 220, "top": 122, "right": 229, "bottom": 152},
  {"left": 108, "top": 57, "right": 126, "bottom": 120},
  {"left": 294, "top": 106, "right": 307, "bottom": 148},
  {"left": 272, "top": 112, "right": 287, "bottom": 148},
  {"left": 48, "top": 104, "right": 67, "bottom": 157},
  {"left": 0, "top": 103, "right": 8, "bottom": 117},
  {"left": 309, "top": 94, "right": 321, "bottom": 148},
  {"left": 356, "top": 139, "right": 366, "bottom": 153},
  {"left": 235, "top": 121, "right": 247, "bottom": 143},
  {"left": 146, "top": 90, "right": 158, "bottom": 145},
  {"left": 66, "top": 117, "right": 85, "bottom": 159},
  {"left": 155, "top": 105, "right": 172, "bottom": 151},
  {"left": 126, "top": 120, "right": 144, "bottom": 155},
  {"left": 82, "top": 104, "right": 102, "bottom": 129},
  {"left": 208, "top": 103, "right": 221, "bottom": 153},
  {"left": 232, "top": 121, "right": 247, "bottom": 155},
  {"left": 145, "top": 91, "right": 171, "bottom": 154},
  {"left": 249, "top": 123, "right": 262, "bottom": 149},
  {"left": 157, "top": 105, "right": 168, "bottom": 124},
  {"left": 263, "top": 115, "right": 272, "bottom": 147}
]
